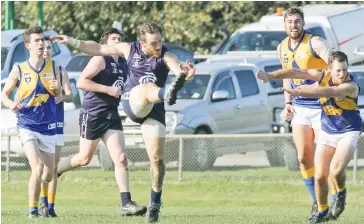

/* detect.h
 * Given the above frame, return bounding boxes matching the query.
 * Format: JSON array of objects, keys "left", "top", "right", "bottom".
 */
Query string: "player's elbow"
[{"left": 76, "top": 79, "right": 86, "bottom": 90}]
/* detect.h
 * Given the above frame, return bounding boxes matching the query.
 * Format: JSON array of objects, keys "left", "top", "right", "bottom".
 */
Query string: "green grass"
[{"left": 2, "top": 168, "right": 364, "bottom": 223}]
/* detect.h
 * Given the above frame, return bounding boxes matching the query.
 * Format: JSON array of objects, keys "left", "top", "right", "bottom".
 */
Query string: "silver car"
[{"left": 120, "top": 57, "right": 286, "bottom": 170}]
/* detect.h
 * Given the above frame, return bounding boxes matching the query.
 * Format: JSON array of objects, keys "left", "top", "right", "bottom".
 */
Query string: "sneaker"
[
  {"left": 48, "top": 209, "right": 58, "bottom": 218},
  {"left": 165, "top": 73, "right": 187, "bottom": 106},
  {"left": 145, "top": 203, "right": 161, "bottom": 223},
  {"left": 39, "top": 204, "right": 49, "bottom": 218},
  {"left": 308, "top": 210, "right": 333, "bottom": 224},
  {"left": 28, "top": 211, "right": 40, "bottom": 219},
  {"left": 308, "top": 200, "right": 318, "bottom": 218},
  {"left": 332, "top": 193, "right": 346, "bottom": 219},
  {"left": 120, "top": 201, "right": 147, "bottom": 217}
]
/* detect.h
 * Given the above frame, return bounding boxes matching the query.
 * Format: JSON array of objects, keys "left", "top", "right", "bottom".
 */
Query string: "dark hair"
[
  {"left": 44, "top": 36, "right": 53, "bottom": 43},
  {"left": 24, "top": 26, "right": 43, "bottom": 43},
  {"left": 284, "top": 7, "right": 304, "bottom": 22},
  {"left": 99, "top": 28, "right": 122, "bottom": 44},
  {"left": 328, "top": 51, "right": 348, "bottom": 68},
  {"left": 136, "top": 21, "right": 162, "bottom": 42}
]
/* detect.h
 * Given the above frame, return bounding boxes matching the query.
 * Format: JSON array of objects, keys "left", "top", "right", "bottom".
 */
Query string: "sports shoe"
[
  {"left": 120, "top": 201, "right": 147, "bottom": 216},
  {"left": 48, "top": 209, "right": 58, "bottom": 218},
  {"left": 165, "top": 73, "right": 187, "bottom": 105},
  {"left": 39, "top": 204, "right": 49, "bottom": 218},
  {"left": 308, "top": 200, "right": 318, "bottom": 218},
  {"left": 145, "top": 202, "right": 161, "bottom": 223},
  {"left": 28, "top": 211, "right": 40, "bottom": 219},
  {"left": 308, "top": 211, "right": 330, "bottom": 224},
  {"left": 332, "top": 193, "right": 346, "bottom": 218}
]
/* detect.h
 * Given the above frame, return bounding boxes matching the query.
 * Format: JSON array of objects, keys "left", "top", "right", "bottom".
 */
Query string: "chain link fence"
[{"left": 2, "top": 130, "right": 364, "bottom": 183}]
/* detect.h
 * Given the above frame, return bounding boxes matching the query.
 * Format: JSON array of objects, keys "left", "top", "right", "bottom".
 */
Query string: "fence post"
[
  {"left": 353, "top": 149, "right": 358, "bottom": 185},
  {"left": 6, "top": 135, "right": 11, "bottom": 182},
  {"left": 178, "top": 137, "right": 183, "bottom": 183}
]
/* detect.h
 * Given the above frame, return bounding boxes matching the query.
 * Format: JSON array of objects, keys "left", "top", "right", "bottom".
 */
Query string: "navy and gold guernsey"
[
  {"left": 318, "top": 70, "right": 363, "bottom": 134},
  {"left": 16, "top": 59, "right": 58, "bottom": 135},
  {"left": 280, "top": 31, "right": 328, "bottom": 108}
]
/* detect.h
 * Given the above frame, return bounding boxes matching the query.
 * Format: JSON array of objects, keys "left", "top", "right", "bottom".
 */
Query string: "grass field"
[{"left": 2, "top": 167, "right": 364, "bottom": 223}]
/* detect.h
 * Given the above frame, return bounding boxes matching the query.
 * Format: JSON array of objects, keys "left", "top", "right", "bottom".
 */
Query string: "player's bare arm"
[
  {"left": 51, "top": 35, "right": 131, "bottom": 58},
  {"left": 1, "top": 66, "right": 23, "bottom": 112},
  {"left": 281, "top": 82, "right": 358, "bottom": 98},
  {"left": 77, "top": 56, "right": 120, "bottom": 98},
  {"left": 54, "top": 64, "right": 73, "bottom": 103},
  {"left": 311, "top": 36, "right": 331, "bottom": 64},
  {"left": 164, "top": 52, "right": 195, "bottom": 81},
  {"left": 256, "top": 68, "right": 323, "bottom": 83}
]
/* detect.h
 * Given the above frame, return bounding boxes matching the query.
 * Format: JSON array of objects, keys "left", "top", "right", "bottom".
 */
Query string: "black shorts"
[
  {"left": 122, "top": 99, "right": 166, "bottom": 126},
  {"left": 79, "top": 113, "right": 123, "bottom": 140}
]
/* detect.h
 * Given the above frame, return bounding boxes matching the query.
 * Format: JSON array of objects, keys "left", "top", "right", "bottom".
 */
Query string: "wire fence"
[{"left": 2, "top": 130, "right": 364, "bottom": 183}]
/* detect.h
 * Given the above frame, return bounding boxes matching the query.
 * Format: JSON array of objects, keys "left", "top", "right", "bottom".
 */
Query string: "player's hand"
[
  {"left": 107, "top": 86, "right": 122, "bottom": 98},
  {"left": 9, "top": 100, "right": 23, "bottom": 113},
  {"left": 282, "top": 103, "right": 295, "bottom": 121},
  {"left": 50, "top": 35, "right": 70, "bottom": 45},
  {"left": 256, "top": 70, "right": 269, "bottom": 83},
  {"left": 182, "top": 59, "right": 195, "bottom": 82},
  {"left": 55, "top": 95, "right": 64, "bottom": 104}
]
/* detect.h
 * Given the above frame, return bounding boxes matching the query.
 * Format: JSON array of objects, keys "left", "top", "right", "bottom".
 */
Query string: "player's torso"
[
  {"left": 82, "top": 56, "right": 127, "bottom": 118},
  {"left": 124, "top": 41, "right": 169, "bottom": 93},
  {"left": 16, "top": 59, "right": 58, "bottom": 135},
  {"left": 319, "top": 70, "right": 362, "bottom": 133},
  {"left": 280, "top": 31, "right": 328, "bottom": 108}
]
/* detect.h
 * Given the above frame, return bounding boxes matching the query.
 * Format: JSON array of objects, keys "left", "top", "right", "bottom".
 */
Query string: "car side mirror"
[{"left": 211, "top": 90, "right": 229, "bottom": 102}]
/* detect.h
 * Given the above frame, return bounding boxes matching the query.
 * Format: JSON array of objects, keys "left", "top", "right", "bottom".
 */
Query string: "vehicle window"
[
  {"left": 66, "top": 56, "right": 92, "bottom": 72},
  {"left": 306, "top": 26, "right": 327, "bottom": 40},
  {"left": 212, "top": 71, "right": 236, "bottom": 99},
  {"left": 1, "top": 47, "right": 9, "bottom": 70},
  {"left": 69, "top": 79, "right": 82, "bottom": 108},
  {"left": 351, "top": 71, "right": 364, "bottom": 95},
  {"left": 234, "top": 70, "right": 259, "bottom": 97},
  {"left": 168, "top": 48, "right": 194, "bottom": 63},
  {"left": 166, "top": 74, "right": 210, "bottom": 99},
  {"left": 52, "top": 42, "right": 61, "bottom": 56},
  {"left": 10, "top": 42, "right": 29, "bottom": 70},
  {"left": 219, "top": 31, "right": 287, "bottom": 54},
  {"left": 264, "top": 64, "right": 283, "bottom": 89}
]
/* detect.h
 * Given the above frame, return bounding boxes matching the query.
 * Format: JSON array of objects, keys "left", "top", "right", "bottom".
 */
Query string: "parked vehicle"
[
  {"left": 1, "top": 29, "right": 72, "bottom": 81},
  {"left": 206, "top": 4, "right": 364, "bottom": 66}
]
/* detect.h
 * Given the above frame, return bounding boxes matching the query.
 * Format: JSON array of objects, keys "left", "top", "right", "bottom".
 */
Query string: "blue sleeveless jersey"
[
  {"left": 16, "top": 59, "right": 58, "bottom": 135},
  {"left": 318, "top": 71, "right": 362, "bottom": 134},
  {"left": 81, "top": 56, "right": 127, "bottom": 119}
]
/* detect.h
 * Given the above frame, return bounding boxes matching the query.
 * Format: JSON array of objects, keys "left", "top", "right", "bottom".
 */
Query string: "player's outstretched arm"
[
  {"left": 280, "top": 82, "right": 359, "bottom": 98},
  {"left": 164, "top": 52, "right": 195, "bottom": 81},
  {"left": 50, "top": 35, "right": 131, "bottom": 58},
  {"left": 256, "top": 68, "right": 323, "bottom": 83}
]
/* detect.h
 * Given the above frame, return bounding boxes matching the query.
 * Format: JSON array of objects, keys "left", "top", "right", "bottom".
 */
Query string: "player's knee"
[
  {"left": 42, "top": 172, "right": 54, "bottom": 183},
  {"left": 79, "top": 156, "right": 92, "bottom": 166},
  {"left": 31, "top": 164, "right": 44, "bottom": 180},
  {"left": 330, "top": 168, "right": 344, "bottom": 180},
  {"left": 315, "top": 173, "right": 328, "bottom": 185}
]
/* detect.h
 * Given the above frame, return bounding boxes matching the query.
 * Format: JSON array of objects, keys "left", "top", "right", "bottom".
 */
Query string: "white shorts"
[
  {"left": 291, "top": 105, "right": 321, "bottom": 130},
  {"left": 56, "top": 134, "right": 64, "bottom": 147},
  {"left": 317, "top": 130, "right": 361, "bottom": 148},
  {"left": 18, "top": 128, "right": 56, "bottom": 153}
]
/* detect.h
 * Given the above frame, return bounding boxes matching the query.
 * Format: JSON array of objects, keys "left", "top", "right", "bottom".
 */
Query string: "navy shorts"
[
  {"left": 79, "top": 113, "right": 123, "bottom": 140},
  {"left": 121, "top": 99, "right": 166, "bottom": 126}
]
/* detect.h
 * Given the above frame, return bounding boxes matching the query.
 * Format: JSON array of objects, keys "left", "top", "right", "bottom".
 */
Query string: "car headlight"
[{"left": 165, "top": 112, "right": 185, "bottom": 130}]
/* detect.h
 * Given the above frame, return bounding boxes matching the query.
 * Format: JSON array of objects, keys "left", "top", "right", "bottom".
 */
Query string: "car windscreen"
[{"left": 166, "top": 74, "right": 210, "bottom": 99}]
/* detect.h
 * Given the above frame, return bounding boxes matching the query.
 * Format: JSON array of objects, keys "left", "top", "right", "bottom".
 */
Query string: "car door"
[
  {"left": 63, "top": 78, "right": 82, "bottom": 143},
  {"left": 233, "top": 69, "right": 270, "bottom": 133},
  {"left": 207, "top": 70, "right": 242, "bottom": 134}
]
